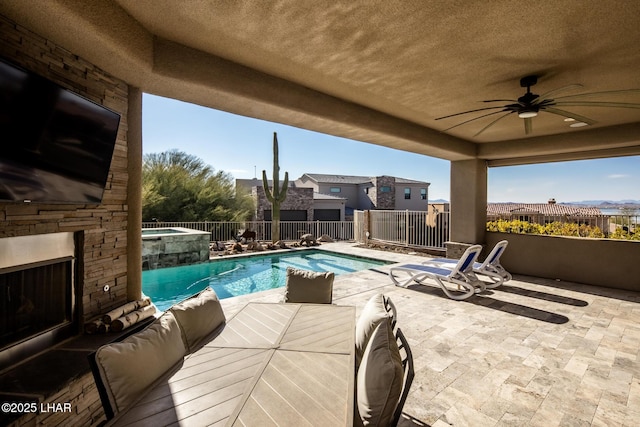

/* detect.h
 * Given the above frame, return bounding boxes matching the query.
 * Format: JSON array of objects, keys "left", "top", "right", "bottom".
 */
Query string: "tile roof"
[{"left": 487, "top": 203, "right": 604, "bottom": 217}]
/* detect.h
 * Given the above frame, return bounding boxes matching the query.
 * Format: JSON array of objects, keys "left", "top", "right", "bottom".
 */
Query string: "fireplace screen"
[{"left": 0, "top": 259, "right": 73, "bottom": 350}]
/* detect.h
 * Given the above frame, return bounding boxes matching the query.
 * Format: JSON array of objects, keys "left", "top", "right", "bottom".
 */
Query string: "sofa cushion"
[
  {"left": 355, "top": 293, "right": 389, "bottom": 369},
  {"left": 169, "top": 287, "right": 226, "bottom": 351},
  {"left": 284, "top": 267, "right": 334, "bottom": 304},
  {"left": 356, "top": 320, "right": 403, "bottom": 427},
  {"left": 94, "top": 311, "right": 186, "bottom": 414}
]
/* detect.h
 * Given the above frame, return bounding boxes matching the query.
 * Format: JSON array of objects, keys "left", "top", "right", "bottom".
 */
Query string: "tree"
[
  {"left": 142, "top": 150, "right": 254, "bottom": 221},
  {"left": 262, "top": 132, "right": 289, "bottom": 242}
]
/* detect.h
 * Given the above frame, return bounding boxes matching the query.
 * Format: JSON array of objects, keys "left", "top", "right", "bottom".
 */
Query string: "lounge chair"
[
  {"left": 389, "top": 245, "right": 484, "bottom": 300},
  {"left": 422, "top": 240, "right": 511, "bottom": 288}
]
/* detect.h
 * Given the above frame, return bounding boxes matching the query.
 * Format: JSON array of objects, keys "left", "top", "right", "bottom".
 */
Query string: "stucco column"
[
  {"left": 450, "top": 159, "right": 487, "bottom": 244},
  {"left": 127, "top": 87, "right": 143, "bottom": 301}
]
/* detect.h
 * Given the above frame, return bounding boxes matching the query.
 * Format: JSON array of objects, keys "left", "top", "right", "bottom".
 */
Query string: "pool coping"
[
  {"left": 142, "top": 226, "right": 210, "bottom": 239},
  {"left": 208, "top": 243, "right": 396, "bottom": 265}
]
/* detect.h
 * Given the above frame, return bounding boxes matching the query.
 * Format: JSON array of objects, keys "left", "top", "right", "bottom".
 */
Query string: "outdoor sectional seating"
[
  {"left": 91, "top": 287, "right": 414, "bottom": 426},
  {"left": 88, "top": 287, "right": 226, "bottom": 421}
]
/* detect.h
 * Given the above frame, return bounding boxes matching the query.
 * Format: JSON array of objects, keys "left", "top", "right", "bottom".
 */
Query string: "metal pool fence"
[
  {"left": 142, "top": 210, "right": 452, "bottom": 250},
  {"left": 142, "top": 221, "right": 354, "bottom": 242}
]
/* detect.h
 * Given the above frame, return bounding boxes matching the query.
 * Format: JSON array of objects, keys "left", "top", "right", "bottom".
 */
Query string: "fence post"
[
  {"left": 364, "top": 210, "right": 371, "bottom": 242},
  {"left": 405, "top": 209, "right": 409, "bottom": 247}
]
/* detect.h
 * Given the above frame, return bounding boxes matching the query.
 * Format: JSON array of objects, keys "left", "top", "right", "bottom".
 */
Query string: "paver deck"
[{"left": 220, "top": 242, "right": 640, "bottom": 426}]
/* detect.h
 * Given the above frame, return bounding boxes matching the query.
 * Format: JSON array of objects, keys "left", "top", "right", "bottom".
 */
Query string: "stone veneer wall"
[
  {"left": 253, "top": 186, "right": 314, "bottom": 221},
  {"left": 0, "top": 15, "right": 130, "bottom": 321},
  {"left": 373, "top": 176, "right": 396, "bottom": 209},
  {"left": 7, "top": 374, "right": 104, "bottom": 427},
  {"left": 0, "top": 16, "right": 129, "bottom": 426},
  {"left": 142, "top": 230, "right": 210, "bottom": 270},
  {"left": 445, "top": 241, "right": 481, "bottom": 259}
]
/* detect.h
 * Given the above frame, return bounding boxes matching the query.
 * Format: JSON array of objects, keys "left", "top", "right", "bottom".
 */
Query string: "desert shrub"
[{"left": 487, "top": 220, "right": 605, "bottom": 238}]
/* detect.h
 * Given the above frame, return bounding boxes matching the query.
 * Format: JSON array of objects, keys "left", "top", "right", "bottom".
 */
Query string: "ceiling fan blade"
[
  {"left": 482, "top": 99, "right": 517, "bottom": 103},
  {"left": 473, "top": 112, "right": 513, "bottom": 136},
  {"left": 554, "top": 101, "right": 640, "bottom": 109},
  {"left": 435, "top": 106, "right": 507, "bottom": 120},
  {"left": 543, "top": 107, "right": 597, "bottom": 125},
  {"left": 441, "top": 109, "right": 509, "bottom": 131},
  {"left": 554, "top": 88, "right": 640, "bottom": 100},
  {"left": 537, "top": 84, "right": 583, "bottom": 101},
  {"left": 524, "top": 117, "right": 533, "bottom": 135}
]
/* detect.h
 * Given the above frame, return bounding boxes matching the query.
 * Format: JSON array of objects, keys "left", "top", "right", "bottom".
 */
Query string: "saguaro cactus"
[{"left": 262, "top": 132, "right": 289, "bottom": 243}]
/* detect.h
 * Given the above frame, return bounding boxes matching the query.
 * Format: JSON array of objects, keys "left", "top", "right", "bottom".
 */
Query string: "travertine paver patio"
[{"left": 220, "top": 242, "right": 640, "bottom": 427}]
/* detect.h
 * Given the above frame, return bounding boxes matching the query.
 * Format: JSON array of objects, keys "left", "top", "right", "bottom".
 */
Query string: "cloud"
[{"left": 607, "top": 174, "right": 630, "bottom": 179}]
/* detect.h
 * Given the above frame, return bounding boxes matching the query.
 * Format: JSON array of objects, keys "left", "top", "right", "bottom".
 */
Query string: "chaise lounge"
[
  {"left": 388, "top": 245, "right": 484, "bottom": 300},
  {"left": 422, "top": 240, "right": 511, "bottom": 288}
]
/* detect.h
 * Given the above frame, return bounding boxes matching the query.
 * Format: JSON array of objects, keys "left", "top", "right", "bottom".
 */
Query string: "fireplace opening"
[
  {"left": 0, "top": 232, "right": 78, "bottom": 371},
  {"left": 1, "top": 258, "right": 73, "bottom": 351}
]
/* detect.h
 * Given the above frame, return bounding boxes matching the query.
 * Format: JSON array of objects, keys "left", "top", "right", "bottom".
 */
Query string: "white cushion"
[
  {"left": 169, "top": 287, "right": 226, "bottom": 351},
  {"left": 355, "top": 293, "right": 389, "bottom": 368},
  {"left": 95, "top": 311, "right": 186, "bottom": 414},
  {"left": 284, "top": 267, "right": 334, "bottom": 304},
  {"left": 356, "top": 320, "right": 403, "bottom": 427}
]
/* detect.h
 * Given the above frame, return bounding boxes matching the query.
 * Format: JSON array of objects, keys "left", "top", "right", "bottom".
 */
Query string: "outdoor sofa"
[{"left": 89, "top": 287, "right": 226, "bottom": 421}]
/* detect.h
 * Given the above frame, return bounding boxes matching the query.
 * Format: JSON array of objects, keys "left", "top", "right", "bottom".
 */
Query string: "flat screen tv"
[{"left": 0, "top": 57, "right": 121, "bottom": 204}]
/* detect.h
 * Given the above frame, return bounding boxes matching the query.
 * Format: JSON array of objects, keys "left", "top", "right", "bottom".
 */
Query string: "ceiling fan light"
[
  {"left": 570, "top": 122, "right": 589, "bottom": 128},
  {"left": 564, "top": 117, "right": 576, "bottom": 122},
  {"left": 518, "top": 110, "right": 538, "bottom": 119}
]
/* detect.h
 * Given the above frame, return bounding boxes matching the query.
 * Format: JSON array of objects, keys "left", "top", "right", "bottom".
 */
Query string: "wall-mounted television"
[{"left": 0, "top": 57, "right": 121, "bottom": 204}]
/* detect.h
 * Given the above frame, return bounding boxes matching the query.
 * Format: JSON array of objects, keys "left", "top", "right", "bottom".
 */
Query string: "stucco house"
[{"left": 237, "top": 173, "right": 430, "bottom": 221}]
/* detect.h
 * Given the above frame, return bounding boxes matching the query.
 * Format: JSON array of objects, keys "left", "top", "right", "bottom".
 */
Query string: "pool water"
[
  {"left": 141, "top": 228, "right": 186, "bottom": 235},
  {"left": 142, "top": 249, "right": 389, "bottom": 311}
]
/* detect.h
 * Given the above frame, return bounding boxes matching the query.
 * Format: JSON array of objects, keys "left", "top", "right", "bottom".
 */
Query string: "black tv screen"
[{"left": 0, "top": 58, "right": 121, "bottom": 204}]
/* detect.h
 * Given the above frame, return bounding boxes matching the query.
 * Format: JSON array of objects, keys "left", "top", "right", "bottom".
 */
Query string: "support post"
[
  {"left": 127, "top": 87, "right": 143, "bottom": 301},
  {"left": 450, "top": 159, "right": 488, "bottom": 245}
]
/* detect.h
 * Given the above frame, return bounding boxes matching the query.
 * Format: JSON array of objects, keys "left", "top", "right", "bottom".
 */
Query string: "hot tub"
[{"left": 142, "top": 227, "right": 210, "bottom": 270}]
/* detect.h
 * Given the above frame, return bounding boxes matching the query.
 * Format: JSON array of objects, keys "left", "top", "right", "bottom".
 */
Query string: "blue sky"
[{"left": 142, "top": 94, "right": 639, "bottom": 203}]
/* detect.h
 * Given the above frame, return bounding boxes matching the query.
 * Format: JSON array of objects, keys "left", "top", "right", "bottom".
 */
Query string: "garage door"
[
  {"left": 314, "top": 209, "right": 340, "bottom": 221},
  {"left": 264, "top": 210, "right": 308, "bottom": 221}
]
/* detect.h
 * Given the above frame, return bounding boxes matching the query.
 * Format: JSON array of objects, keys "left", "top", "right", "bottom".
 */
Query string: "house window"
[
  {"left": 517, "top": 215, "right": 531, "bottom": 222},
  {"left": 420, "top": 188, "right": 427, "bottom": 200},
  {"left": 380, "top": 186, "right": 391, "bottom": 193},
  {"left": 330, "top": 187, "right": 341, "bottom": 193},
  {"left": 404, "top": 188, "right": 411, "bottom": 199}
]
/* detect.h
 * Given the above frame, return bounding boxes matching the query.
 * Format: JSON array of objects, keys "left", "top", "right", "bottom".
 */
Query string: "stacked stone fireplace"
[
  {"left": 0, "top": 233, "right": 77, "bottom": 370},
  {"left": 0, "top": 14, "right": 132, "bottom": 425}
]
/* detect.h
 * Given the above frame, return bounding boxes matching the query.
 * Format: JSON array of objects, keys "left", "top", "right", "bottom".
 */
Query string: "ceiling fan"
[{"left": 435, "top": 75, "right": 640, "bottom": 136}]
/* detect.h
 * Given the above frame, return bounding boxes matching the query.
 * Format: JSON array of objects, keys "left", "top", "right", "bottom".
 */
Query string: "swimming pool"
[{"left": 142, "top": 249, "right": 389, "bottom": 311}]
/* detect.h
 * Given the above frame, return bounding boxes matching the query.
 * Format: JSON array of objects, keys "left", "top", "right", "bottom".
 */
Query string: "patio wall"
[
  {"left": 0, "top": 15, "right": 130, "bottom": 426},
  {"left": 487, "top": 232, "right": 640, "bottom": 291}
]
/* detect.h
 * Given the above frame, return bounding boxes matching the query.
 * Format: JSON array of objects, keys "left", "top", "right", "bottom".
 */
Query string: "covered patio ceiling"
[{"left": 3, "top": 0, "right": 640, "bottom": 166}]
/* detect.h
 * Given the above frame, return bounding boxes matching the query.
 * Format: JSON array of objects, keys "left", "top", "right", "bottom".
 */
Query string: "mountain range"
[
  {"left": 430, "top": 199, "right": 640, "bottom": 206},
  {"left": 566, "top": 200, "right": 640, "bottom": 206}
]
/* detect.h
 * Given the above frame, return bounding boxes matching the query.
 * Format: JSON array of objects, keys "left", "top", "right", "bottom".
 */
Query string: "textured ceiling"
[{"left": 2, "top": 0, "right": 640, "bottom": 165}]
